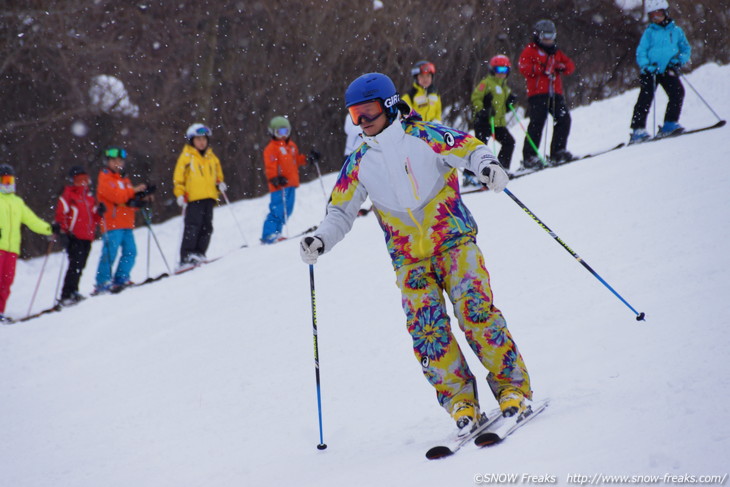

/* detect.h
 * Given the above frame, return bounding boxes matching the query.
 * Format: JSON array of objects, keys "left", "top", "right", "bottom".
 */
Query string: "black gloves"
[
  {"left": 270, "top": 176, "right": 288, "bottom": 188},
  {"left": 50, "top": 223, "right": 68, "bottom": 247},
  {"left": 135, "top": 184, "right": 157, "bottom": 199},
  {"left": 307, "top": 149, "right": 321, "bottom": 165},
  {"left": 96, "top": 202, "right": 106, "bottom": 216},
  {"left": 127, "top": 184, "right": 157, "bottom": 208},
  {"left": 506, "top": 94, "right": 517, "bottom": 109},
  {"left": 482, "top": 93, "right": 493, "bottom": 108}
]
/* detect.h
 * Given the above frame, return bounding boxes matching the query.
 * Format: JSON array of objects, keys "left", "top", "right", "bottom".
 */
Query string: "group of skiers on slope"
[
  {"left": 2, "top": 1, "right": 692, "bottom": 440},
  {"left": 0, "top": 117, "right": 321, "bottom": 321},
  {"left": 0, "top": 147, "right": 158, "bottom": 322},
  {"left": 347, "top": 1, "right": 689, "bottom": 178},
  {"left": 301, "top": 2, "right": 692, "bottom": 437}
]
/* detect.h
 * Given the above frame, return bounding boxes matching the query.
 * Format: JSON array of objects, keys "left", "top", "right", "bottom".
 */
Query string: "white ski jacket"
[{"left": 315, "top": 114, "right": 499, "bottom": 268}]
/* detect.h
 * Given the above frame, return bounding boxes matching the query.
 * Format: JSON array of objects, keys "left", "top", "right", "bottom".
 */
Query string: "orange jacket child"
[
  {"left": 260, "top": 116, "right": 310, "bottom": 244},
  {"left": 93, "top": 148, "right": 149, "bottom": 294},
  {"left": 96, "top": 167, "right": 138, "bottom": 231},
  {"left": 263, "top": 138, "right": 306, "bottom": 193}
]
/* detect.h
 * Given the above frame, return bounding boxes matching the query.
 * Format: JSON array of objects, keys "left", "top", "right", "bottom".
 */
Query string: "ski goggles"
[
  {"left": 73, "top": 174, "right": 90, "bottom": 186},
  {"left": 493, "top": 65, "right": 510, "bottom": 74},
  {"left": 104, "top": 148, "right": 127, "bottom": 159},
  {"left": 411, "top": 62, "right": 436, "bottom": 76},
  {"left": 539, "top": 32, "right": 557, "bottom": 41},
  {"left": 274, "top": 127, "right": 290, "bottom": 138},
  {"left": 0, "top": 175, "right": 15, "bottom": 185},
  {"left": 348, "top": 100, "right": 384, "bottom": 126}
]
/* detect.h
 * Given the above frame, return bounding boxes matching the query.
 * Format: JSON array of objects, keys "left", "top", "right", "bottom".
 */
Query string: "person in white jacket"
[{"left": 300, "top": 73, "right": 532, "bottom": 435}]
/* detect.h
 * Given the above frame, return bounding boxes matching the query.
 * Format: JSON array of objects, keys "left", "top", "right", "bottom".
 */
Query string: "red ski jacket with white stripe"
[{"left": 55, "top": 184, "right": 101, "bottom": 241}]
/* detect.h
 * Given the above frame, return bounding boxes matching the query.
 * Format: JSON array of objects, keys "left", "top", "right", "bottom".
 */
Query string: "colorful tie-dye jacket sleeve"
[{"left": 314, "top": 146, "right": 370, "bottom": 254}]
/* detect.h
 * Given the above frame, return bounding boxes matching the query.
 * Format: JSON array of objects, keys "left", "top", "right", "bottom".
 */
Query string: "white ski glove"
[
  {"left": 478, "top": 163, "right": 509, "bottom": 193},
  {"left": 217, "top": 181, "right": 228, "bottom": 193},
  {"left": 176, "top": 195, "right": 187, "bottom": 207},
  {"left": 300, "top": 236, "right": 324, "bottom": 265}
]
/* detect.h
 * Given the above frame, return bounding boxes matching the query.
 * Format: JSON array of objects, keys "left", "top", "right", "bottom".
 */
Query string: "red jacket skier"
[
  {"left": 54, "top": 166, "right": 104, "bottom": 306},
  {"left": 517, "top": 19, "right": 576, "bottom": 166},
  {"left": 56, "top": 168, "right": 103, "bottom": 241},
  {"left": 519, "top": 40, "right": 575, "bottom": 97}
]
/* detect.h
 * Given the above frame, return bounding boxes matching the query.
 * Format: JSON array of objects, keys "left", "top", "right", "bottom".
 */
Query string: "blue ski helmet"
[{"left": 345, "top": 73, "right": 400, "bottom": 122}]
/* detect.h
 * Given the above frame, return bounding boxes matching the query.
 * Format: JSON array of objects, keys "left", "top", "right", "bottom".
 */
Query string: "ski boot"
[
  {"left": 657, "top": 121, "right": 684, "bottom": 138},
  {"left": 58, "top": 292, "right": 86, "bottom": 307},
  {"left": 91, "top": 281, "right": 113, "bottom": 296},
  {"left": 521, "top": 156, "right": 543, "bottom": 170},
  {"left": 551, "top": 150, "right": 574, "bottom": 165},
  {"left": 451, "top": 401, "right": 480, "bottom": 437},
  {"left": 629, "top": 128, "right": 651, "bottom": 144},
  {"left": 499, "top": 388, "right": 527, "bottom": 418}
]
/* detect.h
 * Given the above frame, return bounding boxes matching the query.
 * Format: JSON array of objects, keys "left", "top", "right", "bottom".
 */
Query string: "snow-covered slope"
[{"left": 2, "top": 64, "right": 728, "bottom": 487}]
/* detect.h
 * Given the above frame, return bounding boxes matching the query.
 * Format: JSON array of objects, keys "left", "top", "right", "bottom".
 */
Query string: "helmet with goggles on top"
[{"left": 345, "top": 72, "right": 405, "bottom": 128}]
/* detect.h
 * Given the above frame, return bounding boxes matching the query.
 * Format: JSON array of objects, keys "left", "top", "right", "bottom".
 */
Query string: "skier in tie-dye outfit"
[{"left": 300, "top": 73, "right": 533, "bottom": 434}]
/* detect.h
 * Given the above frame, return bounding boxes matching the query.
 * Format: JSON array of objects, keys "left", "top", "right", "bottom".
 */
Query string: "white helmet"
[
  {"left": 185, "top": 123, "right": 212, "bottom": 140},
  {"left": 645, "top": 0, "right": 669, "bottom": 13}
]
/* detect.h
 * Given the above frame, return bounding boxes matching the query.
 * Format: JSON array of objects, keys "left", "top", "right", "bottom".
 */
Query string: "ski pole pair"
[{"left": 305, "top": 186, "right": 646, "bottom": 450}]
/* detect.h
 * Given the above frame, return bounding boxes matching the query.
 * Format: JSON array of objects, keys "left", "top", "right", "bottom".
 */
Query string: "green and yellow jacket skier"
[{"left": 469, "top": 55, "right": 517, "bottom": 169}]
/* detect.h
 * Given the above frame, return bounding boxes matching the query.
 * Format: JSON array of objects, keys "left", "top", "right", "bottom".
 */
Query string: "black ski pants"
[
  {"left": 61, "top": 236, "right": 92, "bottom": 299},
  {"left": 474, "top": 112, "right": 516, "bottom": 170},
  {"left": 630, "top": 71, "right": 685, "bottom": 130},
  {"left": 522, "top": 94, "right": 571, "bottom": 161},
  {"left": 180, "top": 198, "right": 215, "bottom": 261}
]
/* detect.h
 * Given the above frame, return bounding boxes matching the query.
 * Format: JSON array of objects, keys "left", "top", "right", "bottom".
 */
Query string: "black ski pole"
[
  {"left": 26, "top": 239, "right": 54, "bottom": 319},
  {"left": 220, "top": 189, "right": 249, "bottom": 248},
  {"left": 53, "top": 247, "right": 66, "bottom": 307},
  {"left": 679, "top": 72, "right": 724, "bottom": 123},
  {"left": 309, "top": 264, "right": 327, "bottom": 450},
  {"left": 503, "top": 188, "right": 645, "bottom": 321},
  {"left": 146, "top": 217, "right": 152, "bottom": 280},
  {"left": 141, "top": 208, "right": 172, "bottom": 275},
  {"left": 652, "top": 74, "right": 657, "bottom": 137}
]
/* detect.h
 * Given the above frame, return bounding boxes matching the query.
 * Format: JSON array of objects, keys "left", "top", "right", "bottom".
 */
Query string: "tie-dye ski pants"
[{"left": 394, "top": 241, "right": 532, "bottom": 416}]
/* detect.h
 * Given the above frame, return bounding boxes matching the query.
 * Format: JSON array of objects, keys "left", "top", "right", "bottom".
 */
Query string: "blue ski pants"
[
  {"left": 261, "top": 187, "right": 296, "bottom": 242},
  {"left": 96, "top": 229, "right": 137, "bottom": 286}
]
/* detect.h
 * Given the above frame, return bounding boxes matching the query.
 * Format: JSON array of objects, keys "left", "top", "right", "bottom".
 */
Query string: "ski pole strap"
[
  {"left": 503, "top": 188, "right": 645, "bottom": 321},
  {"left": 508, "top": 104, "right": 549, "bottom": 167}
]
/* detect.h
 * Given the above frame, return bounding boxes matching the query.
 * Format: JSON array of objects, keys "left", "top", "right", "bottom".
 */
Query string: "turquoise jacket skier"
[{"left": 636, "top": 20, "right": 691, "bottom": 74}]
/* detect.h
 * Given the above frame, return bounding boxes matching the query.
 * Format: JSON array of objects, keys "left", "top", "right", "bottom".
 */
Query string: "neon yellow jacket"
[
  {"left": 401, "top": 83, "right": 442, "bottom": 122},
  {"left": 0, "top": 193, "right": 52, "bottom": 255},
  {"left": 173, "top": 144, "right": 224, "bottom": 202}
]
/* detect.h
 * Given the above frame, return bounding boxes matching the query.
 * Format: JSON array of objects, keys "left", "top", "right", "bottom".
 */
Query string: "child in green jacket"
[{"left": 471, "top": 55, "right": 517, "bottom": 170}]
